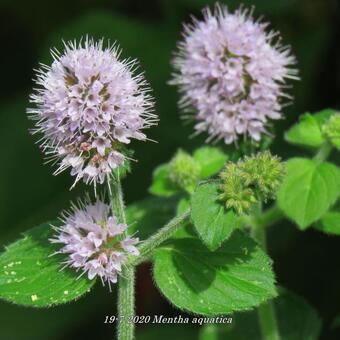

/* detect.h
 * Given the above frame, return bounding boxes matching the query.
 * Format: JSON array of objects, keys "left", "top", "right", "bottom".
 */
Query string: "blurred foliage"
[{"left": 0, "top": 0, "right": 339, "bottom": 339}]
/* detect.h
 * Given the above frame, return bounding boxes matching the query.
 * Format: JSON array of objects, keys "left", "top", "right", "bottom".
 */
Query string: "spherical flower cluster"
[
  {"left": 171, "top": 4, "right": 298, "bottom": 144},
  {"left": 220, "top": 151, "right": 284, "bottom": 214},
  {"left": 28, "top": 38, "right": 157, "bottom": 187},
  {"left": 50, "top": 199, "right": 139, "bottom": 288}
]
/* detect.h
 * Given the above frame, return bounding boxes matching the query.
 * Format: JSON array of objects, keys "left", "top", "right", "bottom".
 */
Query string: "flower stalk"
[
  {"left": 251, "top": 202, "right": 280, "bottom": 340},
  {"left": 110, "top": 171, "right": 135, "bottom": 340},
  {"left": 117, "top": 266, "right": 135, "bottom": 340}
]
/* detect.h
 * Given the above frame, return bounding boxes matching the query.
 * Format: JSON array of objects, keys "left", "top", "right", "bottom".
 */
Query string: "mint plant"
[{"left": 0, "top": 3, "right": 339, "bottom": 340}]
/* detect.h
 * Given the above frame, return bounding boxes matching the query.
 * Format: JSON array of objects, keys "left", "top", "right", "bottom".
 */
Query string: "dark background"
[{"left": 0, "top": 0, "right": 339, "bottom": 339}]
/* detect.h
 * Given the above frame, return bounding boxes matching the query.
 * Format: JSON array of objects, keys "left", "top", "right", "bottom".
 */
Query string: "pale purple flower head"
[
  {"left": 28, "top": 38, "right": 157, "bottom": 187},
  {"left": 50, "top": 198, "right": 139, "bottom": 288},
  {"left": 171, "top": 4, "right": 298, "bottom": 144}
]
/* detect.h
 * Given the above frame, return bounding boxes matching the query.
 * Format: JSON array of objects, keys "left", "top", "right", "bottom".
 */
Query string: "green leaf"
[
  {"left": 193, "top": 147, "right": 228, "bottom": 178},
  {"left": 126, "top": 196, "right": 178, "bottom": 240},
  {"left": 149, "top": 164, "right": 178, "bottom": 197},
  {"left": 278, "top": 158, "right": 340, "bottom": 229},
  {"left": 153, "top": 230, "right": 277, "bottom": 315},
  {"left": 285, "top": 113, "right": 324, "bottom": 148},
  {"left": 191, "top": 182, "right": 239, "bottom": 251},
  {"left": 314, "top": 211, "right": 340, "bottom": 235},
  {"left": 199, "top": 288, "right": 321, "bottom": 340},
  {"left": 0, "top": 223, "right": 95, "bottom": 307},
  {"left": 173, "top": 198, "right": 196, "bottom": 239},
  {"left": 314, "top": 108, "right": 337, "bottom": 126}
]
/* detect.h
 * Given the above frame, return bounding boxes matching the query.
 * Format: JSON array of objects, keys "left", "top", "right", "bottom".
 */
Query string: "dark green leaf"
[
  {"left": 0, "top": 223, "right": 95, "bottom": 307},
  {"left": 199, "top": 288, "right": 321, "bottom": 340},
  {"left": 154, "top": 230, "right": 277, "bottom": 315},
  {"left": 149, "top": 164, "right": 178, "bottom": 197},
  {"left": 278, "top": 158, "right": 340, "bottom": 229},
  {"left": 126, "top": 196, "right": 178, "bottom": 240},
  {"left": 191, "top": 182, "right": 239, "bottom": 250}
]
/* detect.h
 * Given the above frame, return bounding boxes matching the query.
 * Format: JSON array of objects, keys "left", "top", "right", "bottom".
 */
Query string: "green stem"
[
  {"left": 110, "top": 171, "right": 134, "bottom": 340},
  {"left": 314, "top": 142, "right": 332, "bottom": 163},
  {"left": 110, "top": 168, "right": 127, "bottom": 226},
  {"left": 117, "top": 267, "right": 135, "bottom": 340},
  {"left": 131, "top": 209, "right": 191, "bottom": 266},
  {"left": 257, "top": 205, "right": 284, "bottom": 229},
  {"left": 251, "top": 203, "right": 280, "bottom": 340}
]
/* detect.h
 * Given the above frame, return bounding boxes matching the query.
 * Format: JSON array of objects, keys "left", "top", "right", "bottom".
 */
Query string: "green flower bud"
[
  {"left": 219, "top": 151, "right": 285, "bottom": 214},
  {"left": 241, "top": 151, "right": 285, "bottom": 201},
  {"left": 322, "top": 113, "right": 340, "bottom": 150},
  {"left": 220, "top": 163, "right": 257, "bottom": 215},
  {"left": 168, "top": 150, "right": 201, "bottom": 193}
]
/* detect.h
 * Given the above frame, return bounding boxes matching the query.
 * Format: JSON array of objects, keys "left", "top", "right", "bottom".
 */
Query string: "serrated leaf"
[
  {"left": 314, "top": 211, "right": 340, "bottom": 235},
  {"left": 199, "top": 288, "right": 321, "bottom": 340},
  {"left": 149, "top": 164, "right": 178, "bottom": 197},
  {"left": 0, "top": 223, "right": 95, "bottom": 307},
  {"left": 191, "top": 182, "right": 239, "bottom": 250},
  {"left": 153, "top": 230, "right": 277, "bottom": 315},
  {"left": 285, "top": 114, "right": 324, "bottom": 148},
  {"left": 278, "top": 158, "right": 340, "bottom": 229},
  {"left": 193, "top": 147, "right": 228, "bottom": 178}
]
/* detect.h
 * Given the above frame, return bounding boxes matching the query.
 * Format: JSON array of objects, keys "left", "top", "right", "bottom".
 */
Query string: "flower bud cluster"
[{"left": 219, "top": 151, "right": 284, "bottom": 214}]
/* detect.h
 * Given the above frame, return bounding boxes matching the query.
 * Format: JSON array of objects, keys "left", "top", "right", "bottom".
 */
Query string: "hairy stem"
[
  {"left": 110, "top": 168, "right": 127, "bottom": 226},
  {"left": 117, "top": 267, "right": 135, "bottom": 340},
  {"left": 110, "top": 170, "right": 135, "bottom": 340},
  {"left": 252, "top": 203, "right": 280, "bottom": 340},
  {"left": 131, "top": 209, "right": 191, "bottom": 266}
]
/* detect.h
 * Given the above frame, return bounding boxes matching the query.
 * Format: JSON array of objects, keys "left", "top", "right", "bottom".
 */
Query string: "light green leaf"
[
  {"left": 314, "top": 108, "right": 337, "bottom": 126},
  {"left": 193, "top": 147, "right": 228, "bottom": 178},
  {"left": 0, "top": 223, "right": 95, "bottom": 307},
  {"left": 149, "top": 164, "right": 178, "bottom": 197},
  {"left": 191, "top": 182, "right": 239, "bottom": 251},
  {"left": 314, "top": 211, "right": 340, "bottom": 235},
  {"left": 285, "top": 113, "right": 324, "bottom": 148},
  {"left": 278, "top": 158, "right": 340, "bottom": 229},
  {"left": 200, "top": 288, "right": 321, "bottom": 340},
  {"left": 153, "top": 230, "right": 277, "bottom": 315}
]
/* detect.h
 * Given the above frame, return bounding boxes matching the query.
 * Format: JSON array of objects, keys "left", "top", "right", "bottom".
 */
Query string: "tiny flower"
[
  {"left": 219, "top": 151, "right": 284, "bottom": 214},
  {"left": 50, "top": 198, "right": 139, "bottom": 289},
  {"left": 322, "top": 113, "right": 340, "bottom": 151},
  {"left": 168, "top": 150, "right": 201, "bottom": 193},
  {"left": 171, "top": 4, "right": 298, "bottom": 144},
  {"left": 28, "top": 37, "right": 157, "bottom": 187}
]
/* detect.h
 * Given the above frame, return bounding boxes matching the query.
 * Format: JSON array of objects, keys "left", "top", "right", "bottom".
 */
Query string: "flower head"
[
  {"left": 28, "top": 38, "right": 157, "bottom": 187},
  {"left": 171, "top": 4, "right": 298, "bottom": 144},
  {"left": 50, "top": 198, "right": 139, "bottom": 288},
  {"left": 220, "top": 151, "right": 284, "bottom": 214}
]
